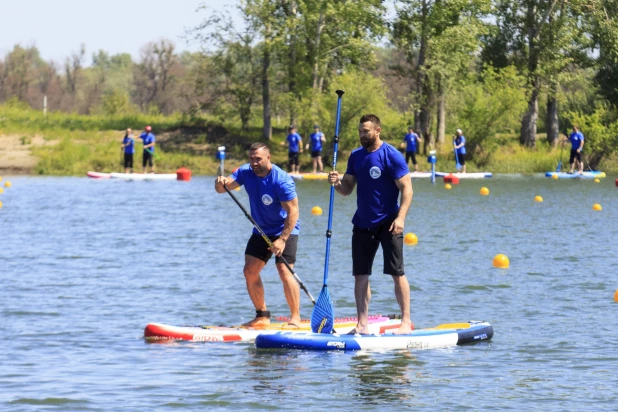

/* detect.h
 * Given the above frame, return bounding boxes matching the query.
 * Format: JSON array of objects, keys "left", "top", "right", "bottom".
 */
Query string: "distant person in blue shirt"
[
  {"left": 121, "top": 128, "right": 135, "bottom": 173},
  {"left": 138, "top": 125, "right": 156, "bottom": 173},
  {"left": 564, "top": 126, "right": 584, "bottom": 174},
  {"left": 328, "top": 114, "right": 413, "bottom": 335},
  {"left": 285, "top": 126, "right": 303, "bottom": 173},
  {"left": 453, "top": 128, "right": 466, "bottom": 173},
  {"left": 305, "top": 125, "right": 326, "bottom": 173},
  {"left": 214, "top": 142, "right": 302, "bottom": 328},
  {"left": 400, "top": 126, "right": 422, "bottom": 171}
]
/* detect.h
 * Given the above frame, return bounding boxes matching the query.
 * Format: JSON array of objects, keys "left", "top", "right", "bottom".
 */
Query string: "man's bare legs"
[{"left": 276, "top": 262, "right": 301, "bottom": 327}]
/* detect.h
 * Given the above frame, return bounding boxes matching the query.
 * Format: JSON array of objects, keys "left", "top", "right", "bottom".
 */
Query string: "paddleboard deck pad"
[
  {"left": 255, "top": 321, "right": 493, "bottom": 351},
  {"left": 87, "top": 171, "right": 177, "bottom": 180},
  {"left": 435, "top": 172, "right": 493, "bottom": 179},
  {"left": 545, "top": 171, "right": 605, "bottom": 179},
  {"left": 144, "top": 315, "right": 402, "bottom": 342}
]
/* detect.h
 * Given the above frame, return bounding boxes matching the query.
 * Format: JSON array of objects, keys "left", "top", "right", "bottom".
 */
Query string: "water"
[{"left": 1, "top": 175, "right": 617, "bottom": 410}]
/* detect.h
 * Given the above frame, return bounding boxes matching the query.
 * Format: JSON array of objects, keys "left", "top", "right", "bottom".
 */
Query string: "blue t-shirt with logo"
[
  {"left": 454, "top": 135, "right": 466, "bottom": 155},
  {"left": 123, "top": 136, "right": 134, "bottom": 154},
  {"left": 231, "top": 164, "right": 300, "bottom": 236},
  {"left": 310, "top": 132, "right": 324, "bottom": 151},
  {"left": 404, "top": 133, "right": 419, "bottom": 153},
  {"left": 287, "top": 133, "right": 302, "bottom": 153},
  {"left": 345, "top": 143, "right": 410, "bottom": 228},
  {"left": 140, "top": 132, "right": 155, "bottom": 153},
  {"left": 569, "top": 131, "right": 584, "bottom": 149}
]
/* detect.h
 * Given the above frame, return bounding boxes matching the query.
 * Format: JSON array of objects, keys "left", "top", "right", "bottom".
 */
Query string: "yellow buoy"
[
  {"left": 404, "top": 233, "right": 418, "bottom": 245},
  {"left": 614, "top": 290, "right": 618, "bottom": 302},
  {"left": 480, "top": 187, "right": 489, "bottom": 196},
  {"left": 0, "top": 201, "right": 2, "bottom": 208},
  {"left": 0, "top": 187, "right": 4, "bottom": 194},
  {"left": 4, "top": 181, "right": 10, "bottom": 188},
  {"left": 534, "top": 196, "right": 543, "bottom": 203},
  {"left": 311, "top": 206, "right": 323, "bottom": 216},
  {"left": 493, "top": 254, "right": 509, "bottom": 268},
  {"left": 593, "top": 203, "right": 602, "bottom": 211},
  {"left": 594, "top": 178, "right": 600, "bottom": 183},
  {"left": 445, "top": 183, "right": 452, "bottom": 190},
  {"left": 552, "top": 174, "right": 559, "bottom": 180}
]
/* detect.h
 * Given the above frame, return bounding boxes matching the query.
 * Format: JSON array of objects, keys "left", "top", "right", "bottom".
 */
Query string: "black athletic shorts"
[
  {"left": 245, "top": 233, "right": 298, "bottom": 264},
  {"left": 124, "top": 153, "right": 133, "bottom": 168},
  {"left": 456, "top": 152, "right": 466, "bottom": 165},
  {"left": 311, "top": 150, "right": 322, "bottom": 158},
  {"left": 288, "top": 152, "right": 299, "bottom": 166},
  {"left": 143, "top": 150, "right": 154, "bottom": 167},
  {"left": 352, "top": 217, "right": 405, "bottom": 276},
  {"left": 569, "top": 149, "right": 582, "bottom": 164},
  {"left": 405, "top": 151, "right": 417, "bottom": 165}
]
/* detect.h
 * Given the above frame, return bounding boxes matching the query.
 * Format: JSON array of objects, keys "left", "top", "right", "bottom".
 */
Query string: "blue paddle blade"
[
  {"left": 311, "top": 286, "right": 334, "bottom": 334},
  {"left": 556, "top": 161, "right": 562, "bottom": 172}
]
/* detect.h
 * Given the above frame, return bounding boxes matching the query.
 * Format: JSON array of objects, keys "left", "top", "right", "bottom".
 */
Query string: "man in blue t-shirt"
[
  {"left": 401, "top": 126, "right": 422, "bottom": 171},
  {"left": 564, "top": 126, "right": 585, "bottom": 174},
  {"left": 304, "top": 125, "right": 326, "bottom": 173},
  {"left": 285, "top": 126, "right": 303, "bottom": 173},
  {"left": 138, "top": 125, "right": 156, "bottom": 174},
  {"left": 453, "top": 128, "right": 466, "bottom": 173},
  {"left": 328, "top": 114, "right": 414, "bottom": 335},
  {"left": 121, "top": 128, "right": 135, "bottom": 173},
  {"left": 214, "top": 142, "right": 302, "bottom": 328}
]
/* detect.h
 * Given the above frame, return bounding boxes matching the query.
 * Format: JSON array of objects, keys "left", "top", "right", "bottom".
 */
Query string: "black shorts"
[
  {"left": 124, "top": 153, "right": 133, "bottom": 168},
  {"left": 143, "top": 150, "right": 154, "bottom": 167},
  {"left": 311, "top": 150, "right": 322, "bottom": 158},
  {"left": 456, "top": 152, "right": 466, "bottom": 165},
  {"left": 245, "top": 233, "right": 298, "bottom": 264},
  {"left": 569, "top": 149, "right": 582, "bottom": 164},
  {"left": 352, "top": 218, "right": 405, "bottom": 276},
  {"left": 405, "top": 151, "right": 417, "bottom": 165},
  {"left": 288, "top": 152, "right": 299, "bottom": 166}
]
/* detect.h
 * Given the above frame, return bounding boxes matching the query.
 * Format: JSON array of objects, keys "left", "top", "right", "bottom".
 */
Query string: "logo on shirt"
[
  {"left": 369, "top": 166, "right": 382, "bottom": 179},
  {"left": 262, "top": 194, "right": 273, "bottom": 205}
]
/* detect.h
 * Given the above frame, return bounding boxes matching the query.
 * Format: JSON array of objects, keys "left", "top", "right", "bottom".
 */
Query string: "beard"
[{"left": 360, "top": 134, "right": 376, "bottom": 149}]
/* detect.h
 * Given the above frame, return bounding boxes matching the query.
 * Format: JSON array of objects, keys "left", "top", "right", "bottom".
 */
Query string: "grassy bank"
[{"left": 1, "top": 104, "right": 617, "bottom": 175}]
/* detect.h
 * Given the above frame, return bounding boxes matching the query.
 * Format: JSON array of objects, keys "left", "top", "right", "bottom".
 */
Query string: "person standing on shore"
[
  {"left": 121, "top": 128, "right": 135, "bottom": 173},
  {"left": 401, "top": 126, "right": 422, "bottom": 172},
  {"left": 138, "top": 126, "right": 156, "bottom": 174},
  {"left": 328, "top": 114, "right": 414, "bottom": 335},
  {"left": 285, "top": 126, "right": 303, "bottom": 173},
  {"left": 305, "top": 125, "right": 326, "bottom": 173},
  {"left": 214, "top": 142, "right": 302, "bottom": 327}
]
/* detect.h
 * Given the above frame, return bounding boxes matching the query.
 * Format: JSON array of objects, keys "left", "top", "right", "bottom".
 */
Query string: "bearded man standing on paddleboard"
[
  {"left": 328, "top": 114, "right": 414, "bottom": 335},
  {"left": 214, "top": 142, "right": 301, "bottom": 327}
]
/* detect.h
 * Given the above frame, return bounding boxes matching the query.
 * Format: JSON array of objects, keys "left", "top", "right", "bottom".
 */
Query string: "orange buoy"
[
  {"left": 311, "top": 206, "right": 323, "bottom": 215},
  {"left": 534, "top": 196, "right": 543, "bottom": 202},
  {"left": 480, "top": 187, "right": 489, "bottom": 196},
  {"left": 592, "top": 204, "right": 602, "bottom": 211},
  {"left": 404, "top": 233, "right": 418, "bottom": 245},
  {"left": 493, "top": 254, "right": 509, "bottom": 268}
]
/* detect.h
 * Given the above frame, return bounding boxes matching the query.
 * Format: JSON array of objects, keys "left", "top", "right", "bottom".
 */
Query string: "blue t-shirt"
[
  {"left": 569, "top": 131, "right": 584, "bottom": 149},
  {"left": 123, "top": 136, "right": 134, "bottom": 154},
  {"left": 310, "top": 132, "right": 324, "bottom": 151},
  {"left": 345, "top": 143, "right": 410, "bottom": 228},
  {"left": 140, "top": 132, "right": 155, "bottom": 153},
  {"left": 404, "top": 133, "right": 419, "bottom": 152},
  {"left": 454, "top": 135, "right": 466, "bottom": 155},
  {"left": 287, "top": 133, "right": 302, "bottom": 153},
  {"left": 231, "top": 164, "right": 300, "bottom": 236}
]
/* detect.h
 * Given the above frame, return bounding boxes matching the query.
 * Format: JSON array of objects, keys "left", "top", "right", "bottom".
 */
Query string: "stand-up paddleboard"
[
  {"left": 144, "top": 315, "right": 402, "bottom": 342},
  {"left": 87, "top": 171, "right": 111, "bottom": 179},
  {"left": 409, "top": 171, "right": 434, "bottom": 179},
  {"left": 289, "top": 172, "right": 341, "bottom": 181},
  {"left": 435, "top": 172, "right": 493, "bottom": 179},
  {"left": 255, "top": 321, "right": 493, "bottom": 351},
  {"left": 545, "top": 171, "right": 606, "bottom": 179}
]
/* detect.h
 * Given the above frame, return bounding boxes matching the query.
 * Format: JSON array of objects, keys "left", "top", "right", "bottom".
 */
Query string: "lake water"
[{"left": 0, "top": 174, "right": 617, "bottom": 411}]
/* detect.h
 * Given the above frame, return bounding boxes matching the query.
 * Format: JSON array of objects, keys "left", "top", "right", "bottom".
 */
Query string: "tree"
[
  {"left": 65, "top": 44, "right": 85, "bottom": 95},
  {"left": 133, "top": 40, "right": 177, "bottom": 114}
]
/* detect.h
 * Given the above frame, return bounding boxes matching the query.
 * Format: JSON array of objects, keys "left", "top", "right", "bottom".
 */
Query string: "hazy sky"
[{"left": 0, "top": 0, "right": 237, "bottom": 64}]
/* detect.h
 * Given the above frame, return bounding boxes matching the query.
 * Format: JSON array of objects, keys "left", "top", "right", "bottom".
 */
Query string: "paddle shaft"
[{"left": 223, "top": 184, "right": 316, "bottom": 305}]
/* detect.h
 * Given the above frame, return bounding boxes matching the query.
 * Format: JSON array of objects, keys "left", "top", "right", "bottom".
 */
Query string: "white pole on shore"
[{"left": 43, "top": 95, "right": 47, "bottom": 117}]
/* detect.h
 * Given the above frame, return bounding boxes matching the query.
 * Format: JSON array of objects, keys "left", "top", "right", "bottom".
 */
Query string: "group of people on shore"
[
  {"left": 215, "top": 114, "right": 414, "bottom": 334},
  {"left": 121, "top": 126, "right": 156, "bottom": 174}
]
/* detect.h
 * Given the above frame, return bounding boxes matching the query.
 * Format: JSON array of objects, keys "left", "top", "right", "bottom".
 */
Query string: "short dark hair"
[
  {"left": 360, "top": 114, "right": 381, "bottom": 128},
  {"left": 249, "top": 142, "right": 269, "bottom": 152}
]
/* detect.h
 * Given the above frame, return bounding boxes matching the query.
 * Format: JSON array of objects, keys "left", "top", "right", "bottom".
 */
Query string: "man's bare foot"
[
  {"left": 347, "top": 323, "right": 370, "bottom": 335},
  {"left": 393, "top": 320, "right": 414, "bottom": 335},
  {"left": 242, "top": 310, "right": 271, "bottom": 328}
]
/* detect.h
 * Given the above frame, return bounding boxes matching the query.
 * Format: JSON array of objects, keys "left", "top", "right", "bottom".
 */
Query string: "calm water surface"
[{"left": 0, "top": 174, "right": 617, "bottom": 411}]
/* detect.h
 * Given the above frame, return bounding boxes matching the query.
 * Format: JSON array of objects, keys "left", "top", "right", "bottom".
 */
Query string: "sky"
[{"left": 0, "top": 0, "right": 238, "bottom": 65}]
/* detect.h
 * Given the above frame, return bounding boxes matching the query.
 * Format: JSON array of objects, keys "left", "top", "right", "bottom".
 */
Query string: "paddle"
[
  {"left": 557, "top": 137, "right": 565, "bottom": 172},
  {"left": 222, "top": 183, "right": 316, "bottom": 305},
  {"left": 311, "top": 89, "right": 344, "bottom": 334}
]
